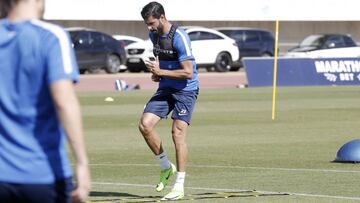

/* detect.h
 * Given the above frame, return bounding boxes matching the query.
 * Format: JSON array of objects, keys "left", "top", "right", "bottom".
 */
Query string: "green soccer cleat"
[
  {"left": 155, "top": 163, "right": 176, "bottom": 192},
  {"left": 161, "top": 188, "right": 184, "bottom": 201}
]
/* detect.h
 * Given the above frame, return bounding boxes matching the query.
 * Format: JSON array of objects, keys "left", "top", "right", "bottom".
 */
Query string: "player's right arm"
[
  {"left": 45, "top": 26, "right": 91, "bottom": 203},
  {"left": 145, "top": 29, "right": 195, "bottom": 80},
  {"left": 50, "top": 80, "right": 91, "bottom": 203},
  {"left": 146, "top": 56, "right": 193, "bottom": 80}
]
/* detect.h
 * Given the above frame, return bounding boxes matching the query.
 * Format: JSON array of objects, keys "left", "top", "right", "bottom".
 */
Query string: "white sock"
[
  {"left": 173, "top": 172, "right": 186, "bottom": 191},
  {"left": 155, "top": 152, "right": 171, "bottom": 170}
]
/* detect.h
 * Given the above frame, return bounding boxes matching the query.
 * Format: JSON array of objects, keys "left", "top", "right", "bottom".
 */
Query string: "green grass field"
[{"left": 77, "top": 86, "right": 360, "bottom": 202}]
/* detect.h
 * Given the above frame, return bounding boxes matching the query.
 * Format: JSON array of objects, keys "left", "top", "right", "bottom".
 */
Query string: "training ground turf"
[{"left": 76, "top": 86, "right": 360, "bottom": 202}]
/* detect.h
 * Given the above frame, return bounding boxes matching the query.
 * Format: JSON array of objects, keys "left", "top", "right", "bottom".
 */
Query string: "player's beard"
[
  {"left": 158, "top": 20, "right": 164, "bottom": 33},
  {"left": 151, "top": 20, "right": 164, "bottom": 34}
]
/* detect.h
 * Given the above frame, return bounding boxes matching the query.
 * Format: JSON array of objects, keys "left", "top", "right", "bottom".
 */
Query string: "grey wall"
[{"left": 51, "top": 20, "right": 360, "bottom": 53}]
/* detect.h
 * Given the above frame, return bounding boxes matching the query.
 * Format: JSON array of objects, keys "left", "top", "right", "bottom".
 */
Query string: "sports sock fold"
[{"left": 155, "top": 152, "right": 171, "bottom": 170}]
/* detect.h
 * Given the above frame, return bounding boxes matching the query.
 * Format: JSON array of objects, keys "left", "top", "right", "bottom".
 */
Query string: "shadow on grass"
[
  {"left": 331, "top": 160, "right": 360, "bottom": 164},
  {"left": 90, "top": 191, "right": 162, "bottom": 202}
]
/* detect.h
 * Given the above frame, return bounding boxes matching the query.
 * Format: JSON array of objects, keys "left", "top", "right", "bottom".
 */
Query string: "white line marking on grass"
[
  {"left": 92, "top": 181, "right": 360, "bottom": 201},
  {"left": 291, "top": 193, "right": 360, "bottom": 201},
  {"left": 93, "top": 182, "right": 153, "bottom": 188},
  {"left": 89, "top": 163, "right": 360, "bottom": 173},
  {"left": 92, "top": 182, "right": 246, "bottom": 192}
]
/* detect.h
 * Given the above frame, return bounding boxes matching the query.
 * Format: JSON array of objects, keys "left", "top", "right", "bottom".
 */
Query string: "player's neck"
[
  {"left": 161, "top": 21, "right": 172, "bottom": 35},
  {"left": 7, "top": 2, "right": 40, "bottom": 22}
]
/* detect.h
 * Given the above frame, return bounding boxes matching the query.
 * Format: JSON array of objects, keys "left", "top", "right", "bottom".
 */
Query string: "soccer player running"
[
  {"left": 139, "top": 1, "right": 199, "bottom": 201},
  {"left": 0, "top": 0, "right": 90, "bottom": 202}
]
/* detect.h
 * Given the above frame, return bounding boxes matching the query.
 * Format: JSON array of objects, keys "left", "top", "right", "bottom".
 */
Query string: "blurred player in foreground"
[{"left": 0, "top": 0, "right": 90, "bottom": 202}]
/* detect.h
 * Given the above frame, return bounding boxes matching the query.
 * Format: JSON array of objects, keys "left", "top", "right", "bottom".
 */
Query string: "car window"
[
  {"left": 75, "top": 32, "right": 90, "bottom": 45},
  {"left": 299, "top": 35, "right": 323, "bottom": 47},
  {"left": 343, "top": 36, "right": 356, "bottom": 46},
  {"left": 217, "top": 30, "right": 243, "bottom": 41},
  {"left": 325, "top": 36, "right": 344, "bottom": 48},
  {"left": 90, "top": 32, "right": 105, "bottom": 45},
  {"left": 189, "top": 31, "right": 222, "bottom": 41},
  {"left": 103, "top": 34, "right": 115, "bottom": 44},
  {"left": 260, "top": 31, "right": 274, "bottom": 41},
  {"left": 199, "top": 31, "right": 222, "bottom": 40},
  {"left": 230, "top": 30, "right": 245, "bottom": 42},
  {"left": 244, "top": 31, "right": 260, "bottom": 42},
  {"left": 217, "top": 30, "right": 232, "bottom": 37},
  {"left": 69, "top": 32, "right": 77, "bottom": 40},
  {"left": 188, "top": 31, "right": 200, "bottom": 41}
]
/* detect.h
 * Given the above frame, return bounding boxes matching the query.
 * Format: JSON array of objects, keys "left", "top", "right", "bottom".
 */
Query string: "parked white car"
[
  {"left": 285, "top": 47, "right": 360, "bottom": 58},
  {"left": 125, "top": 26, "right": 240, "bottom": 72},
  {"left": 125, "top": 40, "right": 154, "bottom": 72},
  {"left": 285, "top": 34, "right": 360, "bottom": 58}
]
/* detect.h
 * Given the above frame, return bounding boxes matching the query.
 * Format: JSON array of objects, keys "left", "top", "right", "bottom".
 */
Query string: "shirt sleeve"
[
  {"left": 173, "top": 29, "right": 195, "bottom": 62},
  {"left": 45, "top": 29, "right": 79, "bottom": 85}
]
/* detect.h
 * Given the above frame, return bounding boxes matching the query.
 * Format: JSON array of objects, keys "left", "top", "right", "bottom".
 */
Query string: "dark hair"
[
  {"left": 0, "top": 0, "right": 21, "bottom": 18},
  {"left": 141, "top": 1, "right": 165, "bottom": 20}
]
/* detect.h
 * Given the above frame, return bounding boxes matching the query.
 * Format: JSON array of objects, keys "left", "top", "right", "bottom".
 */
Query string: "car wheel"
[
  {"left": 105, "top": 54, "right": 121, "bottom": 74},
  {"left": 214, "top": 52, "right": 231, "bottom": 72},
  {"left": 79, "top": 69, "right": 87, "bottom": 74}
]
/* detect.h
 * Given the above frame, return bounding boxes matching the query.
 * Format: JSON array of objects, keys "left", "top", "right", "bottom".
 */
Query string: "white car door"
[{"left": 188, "top": 31, "right": 225, "bottom": 64}]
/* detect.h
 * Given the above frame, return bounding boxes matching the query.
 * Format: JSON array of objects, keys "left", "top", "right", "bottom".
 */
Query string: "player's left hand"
[
  {"left": 145, "top": 56, "right": 161, "bottom": 76},
  {"left": 71, "top": 163, "right": 91, "bottom": 203}
]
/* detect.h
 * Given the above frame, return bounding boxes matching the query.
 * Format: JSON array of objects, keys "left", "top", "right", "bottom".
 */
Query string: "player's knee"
[
  {"left": 138, "top": 120, "right": 152, "bottom": 135},
  {"left": 172, "top": 126, "right": 185, "bottom": 140},
  {"left": 138, "top": 121, "right": 147, "bottom": 134}
]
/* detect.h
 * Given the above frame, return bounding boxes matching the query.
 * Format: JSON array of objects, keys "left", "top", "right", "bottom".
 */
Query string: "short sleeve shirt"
[
  {"left": 149, "top": 27, "right": 199, "bottom": 91},
  {"left": 0, "top": 19, "right": 78, "bottom": 184}
]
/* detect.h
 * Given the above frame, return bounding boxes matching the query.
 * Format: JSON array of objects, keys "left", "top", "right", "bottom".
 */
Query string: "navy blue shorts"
[
  {"left": 144, "top": 88, "right": 199, "bottom": 124},
  {"left": 0, "top": 178, "right": 73, "bottom": 203}
]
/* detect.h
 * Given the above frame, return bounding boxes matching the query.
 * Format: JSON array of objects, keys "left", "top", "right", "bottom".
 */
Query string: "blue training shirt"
[
  {"left": 0, "top": 19, "right": 79, "bottom": 184},
  {"left": 149, "top": 27, "right": 199, "bottom": 91}
]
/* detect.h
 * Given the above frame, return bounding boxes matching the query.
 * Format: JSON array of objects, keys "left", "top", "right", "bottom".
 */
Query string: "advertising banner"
[{"left": 243, "top": 57, "right": 360, "bottom": 87}]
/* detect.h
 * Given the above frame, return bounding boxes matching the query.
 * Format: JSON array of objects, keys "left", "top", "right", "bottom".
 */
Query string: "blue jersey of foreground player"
[
  {"left": 0, "top": 19, "right": 79, "bottom": 184},
  {"left": 149, "top": 27, "right": 199, "bottom": 91}
]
